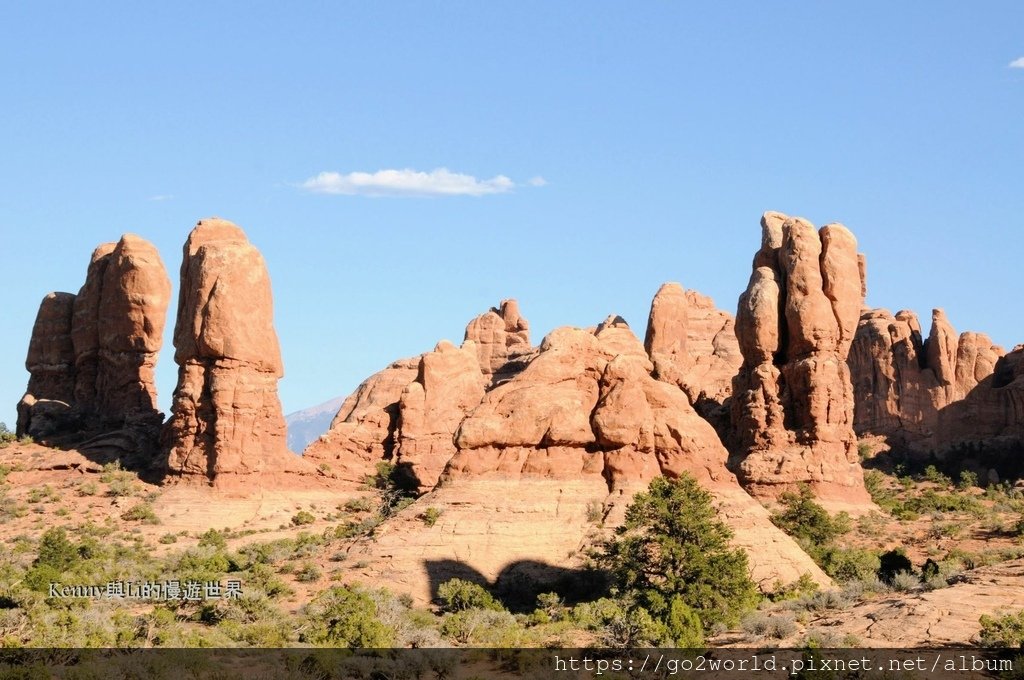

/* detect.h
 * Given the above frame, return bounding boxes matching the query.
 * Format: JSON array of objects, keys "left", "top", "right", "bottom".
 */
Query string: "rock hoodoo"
[
  {"left": 17, "top": 235, "right": 171, "bottom": 447},
  {"left": 162, "top": 218, "right": 303, "bottom": 482},
  {"left": 729, "top": 211, "right": 871, "bottom": 508}
]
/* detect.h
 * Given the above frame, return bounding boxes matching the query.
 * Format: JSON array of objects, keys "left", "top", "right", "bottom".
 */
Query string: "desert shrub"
[
  {"left": 889, "top": 571, "right": 920, "bottom": 592},
  {"left": 301, "top": 585, "right": 395, "bottom": 647},
  {"left": 857, "top": 441, "right": 873, "bottom": 460},
  {"left": 158, "top": 534, "right": 178, "bottom": 545},
  {"left": 979, "top": 610, "right": 1024, "bottom": 648},
  {"left": 295, "top": 562, "right": 322, "bottom": 583},
  {"left": 958, "top": 470, "right": 980, "bottom": 490},
  {"left": 197, "top": 529, "right": 227, "bottom": 550},
  {"left": 772, "top": 485, "right": 849, "bottom": 546},
  {"left": 344, "top": 497, "right": 373, "bottom": 513},
  {"left": 0, "top": 423, "right": 15, "bottom": 447},
  {"left": 437, "top": 578, "right": 502, "bottom": 613},
  {"left": 586, "top": 501, "right": 604, "bottom": 524},
  {"left": 877, "top": 548, "right": 914, "bottom": 584},
  {"left": 120, "top": 503, "right": 159, "bottom": 524},
  {"left": 421, "top": 507, "right": 442, "bottom": 527},
  {"left": 292, "top": 511, "right": 316, "bottom": 526},
  {"left": 600, "top": 474, "right": 757, "bottom": 631},
  {"left": 819, "top": 547, "right": 881, "bottom": 582},
  {"left": 440, "top": 607, "right": 525, "bottom": 646},
  {"left": 77, "top": 481, "right": 98, "bottom": 497},
  {"left": 36, "top": 528, "right": 79, "bottom": 572},
  {"left": 768, "top": 573, "right": 820, "bottom": 602},
  {"left": 923, "top": 465, "right": 953, "bottom": 488}
]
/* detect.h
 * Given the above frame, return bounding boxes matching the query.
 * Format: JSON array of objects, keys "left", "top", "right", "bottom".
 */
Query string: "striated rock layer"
[
  {"left": 345, "top": 319, "right": 830, "bottom": 602},
  {"left": 729, "top": 211, "right": 871, "bottom": 508},
  {"left": 162, "top": 218, "right": 309, "bottom": 484},
  {"left": 17, "top": 235, "right": 171, "bottom": 451}
]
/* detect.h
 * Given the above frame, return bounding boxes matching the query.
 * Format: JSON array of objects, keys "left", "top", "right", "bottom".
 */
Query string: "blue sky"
[{"left": 2, "top": 3, "right": 1022, "bottom": 427}]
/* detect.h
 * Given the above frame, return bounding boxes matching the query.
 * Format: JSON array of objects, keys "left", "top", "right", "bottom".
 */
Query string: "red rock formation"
[
  {"left": 17, "top": 235, "right": 171, "bottom": 443},
  {"left": 462, "top": 299, "right": 532, "bottom": 382},
  {"left": 303, "top": 357, "right": 421, "bottom": 485},
  {"left": 644, "top": 283, "right": 742, "bottom": 430},
  {"left": 16, "top": 292, "right": 77, "bottom": 437},
  {"left": 394, "top": 341, "right": 487, "bottom": 492},
  {"left": 163, "top": 218, "right": 305, "bottom": 482},
  {"left": 730, "top": 211, "right": 871, "bottom": 508},
  {"left": 435, "top": 319, "right": 831, "bottom": 589},
  {"left": 848, "top": 307, "right": 1004, "bottom": 451}
]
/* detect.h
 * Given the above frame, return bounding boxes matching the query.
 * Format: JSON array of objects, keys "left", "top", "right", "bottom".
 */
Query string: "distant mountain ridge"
[{"left": 285, "top": 396, "right": 345, "bottom": 453}]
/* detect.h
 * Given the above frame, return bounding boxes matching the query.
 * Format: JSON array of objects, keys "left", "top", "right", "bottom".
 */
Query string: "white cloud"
[
  {"left": 527, "top": 176, "right": 547, "bottom": 187},
  {"left": 301, "top": 167, "right": 517, "bottom": 197},
  {"left": 1009, "top": 57, "right": 1024, "bottom": 69},
  {"left": 147, "top": 194, "right": 173, "bottom": 201}
]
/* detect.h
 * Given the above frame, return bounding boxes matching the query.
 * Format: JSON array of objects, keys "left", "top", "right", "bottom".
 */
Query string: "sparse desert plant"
[
  {"left": 586, "top": 501, "right": 604, "bottom": 524},
  {"left": 0, "top": 423, "right": 16, "bottom": 448},
  {"left": 121, "top": 502, "right": 159, "bottom": 524},
  {"left": 421, "top": 506, "right": 442, "bottom": 527},
  {"left": 857, "top": 441, "right": 873, "bottom": 460},
  {"left": 291, "top": 510, "right": 316, "bottom": 526},
  {"left": 77, "top": 481, "right": 99, "bottom": 497},
  {"left": 344, "top": 497, "right": 374, "bottom": 513},
  {"left": 158, "top": 533, "right": 178, "bottom": 545},
  {"left": 958, "top": 470, "right": 980, "bottom": 490},
  {"left": 889, "top": 570, "right": 920, "bottom": 593},
  {"left": 198, "top": 528, "right": 228, "bottom": 549},
  {"left": 295, "top": 561, "right": 322, "bottom": 582},
  {"left": 979, "top": 610, "right": 1024, "bottom": 648}
]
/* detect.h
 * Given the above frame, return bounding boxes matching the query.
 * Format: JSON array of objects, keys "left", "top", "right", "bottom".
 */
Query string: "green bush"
[
  {"left": 877, "top": 548, "right": 913, "bottom": 584},
  {"left": 600, "top": 474, "right": 758, "bottom": 630},
  {"left": 301, "top": 586, "right": 395, "bottom": 647},
  {"left": 120, "top": 503, "right": 159, "bottom": 524},
  {"left": 296, "top": 562, "right": 322, "bottom": 583},
  {"left": 292, "top": 511, "right": 316, "bottom": 526},
  {"left": 772, "top": 485, "right": 849, "bottom": 546},
  {"left": 36, "top": 528, "right": 80, "bottom": 572},
  {"left": 437, "top": 578, "right": 503, "bottom": 613},
  {"left": 198, "top": 529, "right": 227, "bottom": 549},
  {"left": 422, "top": 507, "right": 442, "bottom": 527},
  {"left": 979, "top": 610, "right": 1024, "bottom": 648},
  {"left": 0, "top": 423, "right": 16, "bottom": 447}
]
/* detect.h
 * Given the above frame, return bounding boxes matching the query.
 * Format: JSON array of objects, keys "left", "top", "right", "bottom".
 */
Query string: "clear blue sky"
[{"left": 2, "top": 3, "right": 1022, "bottom": 427}]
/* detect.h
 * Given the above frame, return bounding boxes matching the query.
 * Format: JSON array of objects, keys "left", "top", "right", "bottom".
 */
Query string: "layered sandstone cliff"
[
  {"left": 162, "top": 219, "right": 308, "bottom": 483},
  {"left": 729, "top": 211, "right": 871, "bottom": 508}
]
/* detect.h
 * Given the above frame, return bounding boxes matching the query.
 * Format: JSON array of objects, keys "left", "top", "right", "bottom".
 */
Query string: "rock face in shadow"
[
  {"left": 644, "top": 282, "right": 742, "bottom": 431},
  {"left": 848, "top": 307, "right": 1004, "bottom": 451},
  {"left": 347, "top": 318, "right": 830, "bottom": 602},
  {"left": 729, "top": 211, "right": 871, "bottom": 508},
  {"left": 17, "top": 235, "right": 171, "bottom": 452},
  {"left": 162, "top": 218, "right": 307, "bottom": 483}
]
